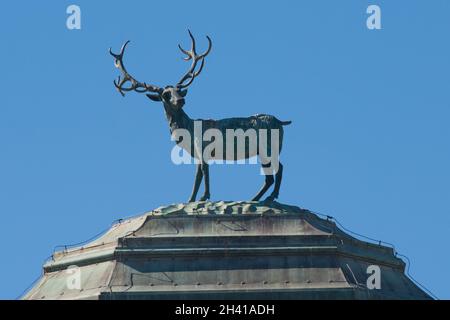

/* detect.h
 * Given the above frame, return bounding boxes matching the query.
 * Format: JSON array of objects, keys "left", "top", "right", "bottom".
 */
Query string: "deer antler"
[
  {"left": 177, "top": 30, "right": 212, "bottom": 89},
  {"left": 109, "top": 41, "right": 161, "bottom": 96}
]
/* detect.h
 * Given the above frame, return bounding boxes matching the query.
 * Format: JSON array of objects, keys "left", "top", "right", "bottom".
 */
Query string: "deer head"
[{"left": 109, "top": 30, "right": 212, "bottom": 113}]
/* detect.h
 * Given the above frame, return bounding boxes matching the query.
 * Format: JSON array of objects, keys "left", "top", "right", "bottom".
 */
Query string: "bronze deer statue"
[{"left": 110, "top": 31, "right": 291, "bottom": 202}]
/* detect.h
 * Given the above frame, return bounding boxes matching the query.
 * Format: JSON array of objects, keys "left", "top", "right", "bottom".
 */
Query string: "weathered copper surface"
[{"left": 23, "top": 201, "right": 431, "bottom": 300}]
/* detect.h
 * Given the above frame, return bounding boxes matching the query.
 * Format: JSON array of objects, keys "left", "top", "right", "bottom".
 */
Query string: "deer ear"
[
  {"left": 179, "top": 89, "right": 188, "bottom": 97},
  {"left": 146, "top": 93, "right": 161, "bottom": 102}
]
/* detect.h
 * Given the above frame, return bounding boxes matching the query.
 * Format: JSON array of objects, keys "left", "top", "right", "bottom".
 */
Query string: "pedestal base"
[{"left": 23, "top": 201, "right": 431, "bottom": 300}]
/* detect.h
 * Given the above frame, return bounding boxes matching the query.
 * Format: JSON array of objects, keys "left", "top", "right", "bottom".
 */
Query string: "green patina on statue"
[{"left": 110, "top": 31, "right": 291, "bottom": 203}]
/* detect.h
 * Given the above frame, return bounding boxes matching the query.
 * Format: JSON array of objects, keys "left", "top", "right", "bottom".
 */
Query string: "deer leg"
[
  {"left": 265, "top": 162, "right": 283, "bottom": 202},
  {"left": 188, "top": 163, "right": 203, "bottom": 202},
  {"left": 199, "top": 162, "right": 210, "bottom": 201},
  {"left": 252, "top": 163, "right": 274, "bottom": 201}
]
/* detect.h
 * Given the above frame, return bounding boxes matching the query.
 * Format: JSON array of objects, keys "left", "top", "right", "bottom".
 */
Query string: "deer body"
[
  {"left": 165, "top": 110, "right": 289, "bottom": 160},
  {"left": 110, "top": 31, "right": 290, "bottom": 202}
]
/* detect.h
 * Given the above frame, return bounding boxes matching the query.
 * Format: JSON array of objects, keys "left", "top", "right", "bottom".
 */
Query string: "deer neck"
[{"left": 162, "top": 103, "right": 193, "bottom": 134}]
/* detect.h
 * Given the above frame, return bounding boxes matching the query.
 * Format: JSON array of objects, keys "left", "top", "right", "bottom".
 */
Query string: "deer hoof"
[{"left": 264, "top": 195, "right": 277, "bottom": 202}]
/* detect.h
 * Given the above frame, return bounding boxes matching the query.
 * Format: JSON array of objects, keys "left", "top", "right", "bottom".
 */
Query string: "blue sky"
[{"left": 0, "top": 0, "right": 449, "bottom": 299}]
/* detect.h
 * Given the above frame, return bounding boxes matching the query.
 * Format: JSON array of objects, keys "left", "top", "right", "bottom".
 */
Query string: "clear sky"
[{"left": 0, "top": 0, "right": 449, "bottom": 299}]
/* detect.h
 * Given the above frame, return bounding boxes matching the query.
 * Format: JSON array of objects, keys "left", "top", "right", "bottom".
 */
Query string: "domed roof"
[{"left": 23, "top": 201, "right": 431, "bottom": 300}]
